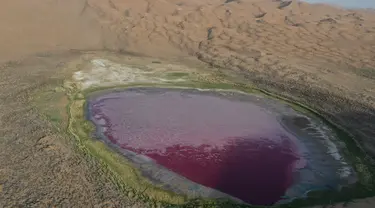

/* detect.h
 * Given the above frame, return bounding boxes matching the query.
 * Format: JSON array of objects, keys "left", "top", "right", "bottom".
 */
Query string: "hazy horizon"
[{"left": 302, "top": 0, "right": 375, "bottom": 9}]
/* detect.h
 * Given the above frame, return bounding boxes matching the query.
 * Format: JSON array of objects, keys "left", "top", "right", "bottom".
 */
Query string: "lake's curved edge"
[{"left": 72, "top": 82, "right": 374, "bottom": 208}]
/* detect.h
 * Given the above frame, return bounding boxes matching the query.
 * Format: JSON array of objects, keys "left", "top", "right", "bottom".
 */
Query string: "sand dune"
[
  {"left": 82, "top": 0, "right": 375, "bottom": 159},
  {"left": 1, "top": 0, "right": 375, "bottom": 207},
  {"left": 2, "top": 0, "right": 375, "bottom": 106},
  {"left": 0, "top": 0, "right": 102, "bottom": 62}
]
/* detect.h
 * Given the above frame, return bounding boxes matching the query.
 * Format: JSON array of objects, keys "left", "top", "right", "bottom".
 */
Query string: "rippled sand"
[{"left": 1, "top": 1, "right": 375, "bottom": 207}]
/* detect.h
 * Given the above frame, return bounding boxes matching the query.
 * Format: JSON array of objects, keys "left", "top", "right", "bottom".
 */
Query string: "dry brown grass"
[{"left": 1, "top": 0, "right": 375, "bottom": 207}]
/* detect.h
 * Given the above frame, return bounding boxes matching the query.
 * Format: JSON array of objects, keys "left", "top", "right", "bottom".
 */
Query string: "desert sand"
[{"left": 1, "top": 0, "right": 375, "bottom": 207}]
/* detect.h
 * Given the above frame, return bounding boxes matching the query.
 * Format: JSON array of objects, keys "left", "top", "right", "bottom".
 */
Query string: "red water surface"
[{"left": 89, "top": 90, "right": 305, "bottom": 205}]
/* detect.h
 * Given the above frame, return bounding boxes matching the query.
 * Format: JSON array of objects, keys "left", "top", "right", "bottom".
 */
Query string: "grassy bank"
[{"left": 33, "top": 77, "right": 374, "bottom": 208}]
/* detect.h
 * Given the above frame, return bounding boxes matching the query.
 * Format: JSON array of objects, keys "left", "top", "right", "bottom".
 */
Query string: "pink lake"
[{"left": 88, "top": 89, "right": 308, "bottom": 205}]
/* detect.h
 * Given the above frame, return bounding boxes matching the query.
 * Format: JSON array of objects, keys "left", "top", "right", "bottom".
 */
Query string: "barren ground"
[{"left": 1, "top": 0, "right": 375, "bottom": 207}]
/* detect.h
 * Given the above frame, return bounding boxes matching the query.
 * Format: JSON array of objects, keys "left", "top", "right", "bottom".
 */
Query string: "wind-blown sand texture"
[{"left": 1, "top": 0, "right": 375, "bottom": 207}]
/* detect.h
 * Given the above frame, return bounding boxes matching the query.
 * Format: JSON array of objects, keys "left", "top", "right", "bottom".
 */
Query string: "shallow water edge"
[{"left": 73, "top": 85, "right": 370, "bottom": 206}]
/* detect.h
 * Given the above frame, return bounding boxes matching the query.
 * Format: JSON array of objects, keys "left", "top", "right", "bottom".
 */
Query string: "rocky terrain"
[{"left": 1, "top": 0, "right": 375, "bottom": 207}]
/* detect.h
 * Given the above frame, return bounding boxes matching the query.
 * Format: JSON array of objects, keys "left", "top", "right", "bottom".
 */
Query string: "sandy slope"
[
  {"left": 0, "top": 0, "right": 102, "bottom": 62},
  {"left": 83, "top": 0, "right": 375, "bottom": 159},
  {"left": 2, "top": 0, "right": 375, "bottom": 108},
  {"left": 1, "top": 0, "right": 375, "bottom": 207}
]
